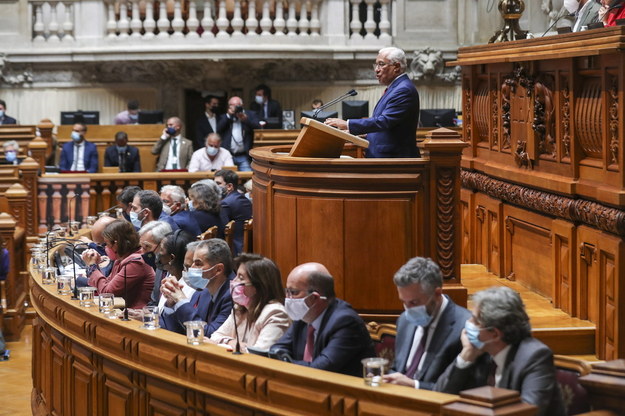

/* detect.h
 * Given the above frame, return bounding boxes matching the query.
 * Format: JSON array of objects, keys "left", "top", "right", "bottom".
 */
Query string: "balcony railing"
[{"left": 29, "top": 0, "right": 392, "bottom": 45}]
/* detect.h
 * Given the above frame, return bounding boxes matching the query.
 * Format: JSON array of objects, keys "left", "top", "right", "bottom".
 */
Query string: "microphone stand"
[
  {"left": 313, "top": 89, "right": 358, "bottom": 119},
  {"left": 71, "top": 241, "right": 89, "bottom": 300},
  {"left": 121, "top": 256, "right": 142, "bottom": 321},
  {"left": 231, "top": 303, "right": 243, "bottom": 355}
]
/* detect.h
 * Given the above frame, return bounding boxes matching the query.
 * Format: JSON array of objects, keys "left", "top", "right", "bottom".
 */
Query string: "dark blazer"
[
  {"left": 348, "top": 73, "right": 420, "bottom": 158},
  {"left": 103, "top": 145, "right": 141, "bottom": 172},
  {"left": 195, "top": 114, "right": 218, "bottom": 150},
  {"left": 192, "top": 209, "right": 224, "bottom": 238},
  {"left": 434, "top": 337, "right": 566, "bottom": 416},
  {"left": 270, "top": 298, "right": 375, "bottom": 377},
  {"left": 59, "top": 140, "right": 99, "bottom": 173},
  {"left": 160, "top": 276, "right": 233, "bottom": 336},
  {"left": 250, "top": 99, "right": 282, "bottom": 128},
  {"left": 393, "top": 297, "right": 470, "bottom": 390},
  {"left": 217, "top": 112, "right": 258, "bottom": 155},
  {"left": 157, "top": 212, "right": 179, "bottom": 232},
  {"left": 171, "top": 210, "right": 202, "bottom": 236},
  {"left": 220, "top": 191, "right": 252, "bottom": 255},
  {"left": 0, "top": 115, "right": 17, "bottom": 125}
]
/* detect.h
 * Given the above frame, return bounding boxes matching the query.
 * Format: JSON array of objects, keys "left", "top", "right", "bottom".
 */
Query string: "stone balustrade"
[{"left": 28, "top": 0, "right": 392, "bottom": 44}]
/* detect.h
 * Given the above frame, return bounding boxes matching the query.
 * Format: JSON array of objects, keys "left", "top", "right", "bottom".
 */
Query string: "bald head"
[
  {"left": 286, "top": 262, "right": 334, "bottom": 299},
  {"left": 91, "top": 216, "right": 116, "bottom": 244}
]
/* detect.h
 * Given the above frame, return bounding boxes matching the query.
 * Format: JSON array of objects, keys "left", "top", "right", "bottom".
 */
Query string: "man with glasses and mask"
[
  {"left": 270, "top": 262, "right": 374, "bottom": 376},
  {"left": 138, "top": 221, "right": 172, "bottom": 303},
  {"left": 434, "top": 286, "right": 565, "bottom": 416},
  {"left": 325, "top": 47, "right": 420, "bottom": 158},
  {"left": 159, "top": 185, "right": 202, "bottom": 236},
  {"left": 383, "top": 257, "right": 470, "bottom": 390},
  {"left": 159, "top": 239, "right": 233, "bottom": 337}
]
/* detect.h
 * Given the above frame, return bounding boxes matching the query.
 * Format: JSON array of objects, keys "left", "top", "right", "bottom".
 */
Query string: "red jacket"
[
  {"left": 88, "top": 249, "right": 155, "bottom": 309},
  {"left": 605, "top": 3, "right": 625, "bottom": 26}
]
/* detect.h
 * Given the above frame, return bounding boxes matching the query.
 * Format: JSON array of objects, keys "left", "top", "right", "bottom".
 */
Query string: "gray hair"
[
  {"left": 186, "top": 240, "right": 201, "bottom": 252},
  {"left": 160, "top": 185, "right": 186, "bottom": 204},
  {"left": 197, "top": 238, "right": 233, "bottom": 275},
  {"left": 393, "top": 257, "right": 442, "bottom": 295},
  {"left": 379, "top": 47, "right": 407, "bottom": 72},
  {"left": 2, "top": 140, "right": 18, "bottom": 151},
  {"left": 138, "top": 220, "right": 172, "bottom": 243},
  {"left": 189, "top": 181, "right": 221, "bottom": 214},
  {"left": 473, "top": 286, "right": 531, "bottom": 345}
]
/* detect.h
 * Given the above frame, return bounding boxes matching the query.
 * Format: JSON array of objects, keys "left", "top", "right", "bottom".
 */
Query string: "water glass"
[
  {"left": 86, "top": 216, "right": 98, "bottom": 227},
  {"left": 56, "top": 275, "right": 72, "bottom": 295},
  {"left": 115, "top": 208, "right": 124, "bottom": 219},
  {"left": 69, "top": 221, "right": 81, "bottom": 235},
  {"left": 42, "top": 267, "right": 56, "bottom": 285},
  {"left": 78, "top": 287, "right": 96, "bottom": 307},
  {"left": 142, "top": 306, "right": 159, "bottom": 330},
  {"left": 361, "top": 357, "right": 388, "bottom": 387},
  {"left": 184, "top": 321, "right": 206, "bottom": 345},
  {"left": 99, "top": 293, "right": 114, "bottom": 314}
]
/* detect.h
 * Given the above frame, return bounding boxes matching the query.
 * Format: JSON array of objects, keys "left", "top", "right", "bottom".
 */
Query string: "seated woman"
[
  {"left": 189, "top": 181, "right": 224, "bottom": 237},
  {"left": 602, "top": 0, "right": 625, "bottom": 26},
  {"left": 209, "top": 253, "right": 290, "bottom": 351},
  {"left": 83, "top": 219, "right": 155, "bottom": 309}
]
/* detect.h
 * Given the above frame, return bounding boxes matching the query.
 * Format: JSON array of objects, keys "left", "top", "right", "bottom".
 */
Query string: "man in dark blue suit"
[
  {"left": 0, "top": 99, "right": 17, "bottom": 124},
  {"left": 217, "top": 96, "right": 258, "bottom": 172},
  {"left": 104, "top": 131, "right": 141, "bottom": 172},
  {"left": 159, "top": 239, "right": 233, "bottom": 337},
  {"left": 383, "top": 257, "right": 470, "bottom": 390},
  {"left": 270, "top": 263, "right": 375, "bottom": 377},
  {"left": 160, "top": 185, "right": 201, "bottom": 236},
  {"left": 195, "top": 95, "right": 220, "bottom": 150},
  {"left": 59, "top": 122, "right": 99, "bottom": 172},
  {"left": 325, "top": 47, "right": 420, "bottom": 158},
  {"left": 249, "top": 84, "right": 282, "bottom": 129},
  {"left": 214, "top": 169, "right": 252, "bottom": 255}
]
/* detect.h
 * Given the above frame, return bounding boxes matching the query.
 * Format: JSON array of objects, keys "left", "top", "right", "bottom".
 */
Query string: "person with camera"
[
  {"left": 217, "top": 96, "right": 258, "bottom": 172},
  {"left": 151, "top": 116, "right": 194, "bottom": 171}
]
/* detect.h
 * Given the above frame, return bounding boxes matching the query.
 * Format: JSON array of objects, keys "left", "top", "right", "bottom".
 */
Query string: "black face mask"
[
  {"left": 142, "top": 252, "right": 157, "bottom": 270},
  {"left": 210, "top": 106, "right": 220, "bottom": 114}
]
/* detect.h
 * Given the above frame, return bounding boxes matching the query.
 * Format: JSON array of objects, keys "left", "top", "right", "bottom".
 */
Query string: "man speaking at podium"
[{"left": 325, "top": 47, "right": 420, "bottom": 158}]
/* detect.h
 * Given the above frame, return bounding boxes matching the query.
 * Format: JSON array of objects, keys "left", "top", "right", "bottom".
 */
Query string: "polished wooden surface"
[{"left": 0, "top": 325, "right": 32, "bottom": 416}]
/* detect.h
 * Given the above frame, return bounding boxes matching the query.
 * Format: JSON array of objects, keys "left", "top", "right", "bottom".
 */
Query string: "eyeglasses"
[
  {"left": 373, "top": 61, "right": 393, "bottom": 70},
  {"left": 284, "top": 288, "right": 314, "bottom": 298}
]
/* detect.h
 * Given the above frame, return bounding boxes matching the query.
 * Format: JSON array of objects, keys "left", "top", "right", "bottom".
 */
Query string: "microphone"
[
  {"left": 313, "top": 90, "right": 358, "bottom": 119},
  {"left": 231, "top": 302, "right": 243, "bottom": 355},
  {"left": 121, "top": 256, "right": 142, "bottom": 321},
  {"left": 541, "top": 12, "right": 575, "bottom": 37},
  {"left": 71, "top": 241, "right": 89, "bottom": 299}
]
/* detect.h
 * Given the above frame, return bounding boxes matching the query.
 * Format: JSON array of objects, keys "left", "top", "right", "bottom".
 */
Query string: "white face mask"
[
  {"left": 206, "top": 146, "right": 219, "bottom": 157},
  {"left": 284, "top": 297, "right": 310, "bottom": 321},
  {"left": 564, "top": 0, "right": 580, "bottom": 13},
  {"left": 255, "top": 95, "right": 264, "bottom": 105}
]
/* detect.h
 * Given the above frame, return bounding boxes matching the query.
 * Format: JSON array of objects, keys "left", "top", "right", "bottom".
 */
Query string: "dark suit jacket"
[
  {"left": 157, "top": 212, "right": 179, "bottom": 232},
  {"left": 220, "top": 191, "right": 252, "bottom": 255},
  {"left": 250, "top": 99, "right": 282, "bottom": 128},
  {"left": 59, "top": 140, "right": 99, "bottom": 173},
  {"left": 151, "top": 136, "right": 194, "bottom": 171},
  {"left": 348, "top": 74, "right": 420, "bottom": 158},
  {"left": 160, "top": 276, "right": 233, "bottom": 336},
  {"left": 393, "top": 297, "right": 470, "bottom": 390},
  {"left": 217, "top": 112, "right": 258, "bottom": 155},
  {"left": 171, "top": 210, "right": 202, "bottom": 236},
  {"left": 103, "top": 145, "right": 141, "bottom": 172},
  {"left": 270, "top": 298, "right": 375, "bottom": 377},
  {"left": 434, "top": 337, "right": 566, "bottom": 416},
  {"left": 195, "top": 114, "right": 219, "bottom": 150},
  {"left": 0, "top": 115, "right": 17, "bottom": 125},
  {"left": 192, "top": 209, "right": 224, "bottom": 238}
]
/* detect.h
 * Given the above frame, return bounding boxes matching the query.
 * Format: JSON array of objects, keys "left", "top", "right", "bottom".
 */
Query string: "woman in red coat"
[
  {"left": 83, "top": 219, "right": 155, "bottom": 308},
  {"left": 603, "top": 0, "right": 625, "bottom": 26}
]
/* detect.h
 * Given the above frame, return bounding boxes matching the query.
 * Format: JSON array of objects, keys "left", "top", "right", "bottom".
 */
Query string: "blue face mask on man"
[
  {"left": 129, "top": 209, "right": 144, "bottom": 229},
  {"left": 71, "top": 131, "right": 82, "bottom": 142},
  {"left": 403, "top": 294, "right": 434, "bottom": 327},
  {"left": 184, "top": 264, "right": 218, "bottom": 290},
  {"left": 5, "top": 151, "right": 16, "bottom": 163},
  {"left": 464, "top": 320, "right": 493, "bottom": 349}
]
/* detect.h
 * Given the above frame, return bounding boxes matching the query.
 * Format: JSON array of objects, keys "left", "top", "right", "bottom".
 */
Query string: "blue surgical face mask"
[
  {"left": 0, "top": 110, "right": 4, "bottom": 118},
  {"left": 5, "top": 151, "right": 16, "bottom": 162},
  {"left": 129, "top": 210, "right": 143, "bottom": 228},
  {"left": 71, "top": 131, "right": 82, "bottom": 142},
  {"left": 403, "top": 294, "right": 434, "bottom": 327},
  {"left": 255, "top": 95, "right": 264, "bottom": 105},
  {"left": 188, "top": 200, "right": 195, "bottom": 211},
  {"left": 465, "top": 320, "right": 488, "bottom": 349},
  {"left": 166, "top": 126, "right": 177, "bottom": 136},
  {"left": 184, "top": 264, "right": 218, "bottom": 290},
  {"left": 128, "top": 113, "right": 138, "bottom": 121}
]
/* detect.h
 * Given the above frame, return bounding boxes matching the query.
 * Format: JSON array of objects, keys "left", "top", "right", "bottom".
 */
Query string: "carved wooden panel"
[
  {"left": 460, "top": 188, "right": 475, "bottom": 264},
  {"left": 475, "top": 79, "right": 490, "bottom": 144},
  {"left": 552, "top": 219, "right": 576, "bottom": 315},
  {"left": 576, "top": 77, "right": 603, "bottom": 160},
  {"left": 474, "top": 193, "right": 503, "bottom": 277},
  {"left": 503, "top": 205, "right": 552, "bottom": 298}
]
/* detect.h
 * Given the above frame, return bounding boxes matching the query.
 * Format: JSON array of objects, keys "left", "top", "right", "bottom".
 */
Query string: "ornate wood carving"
[
  {"left": 475, "top": 80, "right": 490, "bottom": 143},
  {"left": 463, "top": 79, "right": 472, "bottom": 143},
  {"left": 436, "top": 167, "right": 455, "bottom": 279},
  {"left": 461, "top": 170, "right": 625, "bottom": 236},
  {"left": 502, "top": 65, "right": 534, "bottom": 151},
  {"left": 576, "top": 77, "right": 603, "bottom": 159},
  {"left": 514, "top": 140, "right": 532, "bottom": 168},
  {"left": 491, "top": 88, "right": 499, "bottom": 148},
  {"left": 533, "top": 76, "right": 556, "bottom": 157},
  {"left": 608, "top": 77, "right": 619, "bottom": 167},
  {"left": 561, "top": 85, "right": 571, "bottom": 159}
]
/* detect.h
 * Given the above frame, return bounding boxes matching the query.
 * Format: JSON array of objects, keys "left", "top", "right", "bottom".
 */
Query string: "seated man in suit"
[
  {"left": 249, "top": 84, "right": 282, "bottom": 129},
  {"left": 383, "top": 257, "right": 470, "bottom": 390},
  {"left": 59, "top": 122, "right": 99, "bottom": 172},
  {"left": 188, "top": 133, "right": 234, "bottom": 173},
  {"left": 104, "top": 131, "right": 141, "bottom": 172},
  {"left": 195, "top": 95, "right": 220, "bottom": 150},
  {"left": 0, "top": 99, "right": 17, "bottom": 124},
  {"left": 116, "top": 185, "right": 142, "bottom": 222},
  {"left": 434, "top": 286, "right": 565, "bottom": 416},
  {"left": 130, "top": 190, "right": 179, "bottom": 232},
  {"left": 138, "top": 220, "right": 172, "bottom": 272},
  {"left": 159, "top": 185, "right": 201, "bottom": 236},
  {"left": 1, "top": 140, "right": 23, "bottom": 165},
  {"left": 151, "top": 117, "right": 193, "bottom": 171},
  {"left": 214, "top": 169, "right": 252, "bottom": 256},
  {"left": 159, "top": 238, "right": 233, "bottom": 337},
  {"left": 270, "top": 263, "right": 375, "bottom": 376},
  {"left": 217, "top": 96, "right": 257, "bottom": 172}
]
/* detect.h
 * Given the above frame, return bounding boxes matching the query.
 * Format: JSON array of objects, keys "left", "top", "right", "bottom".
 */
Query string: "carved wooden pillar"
[
  {"left": 4, "top": 184, "right": 27, "bottom": 231},
  {"left": 18, "top": 157, "right": 40, "bottom": 236},
  {"left": 27, "top": 137, "right": 47, "bottom": 173},
  {"left": 421, "top": 127, "right": 469, "bottom": 306},
  {"left": 0, "top": 213, "right": 24, "bottom": 340},
  {"left": 580, "top": 360, "right": 625, "bottom": 413},
  {"left": 36, "top": 118, "right": 54, "bottom": 163},
  {"left": 442, "top": 386, "right": 536, "bottom": 415},
  {"left": 37, "top": 183, "right": 49, "bottom": 234}
]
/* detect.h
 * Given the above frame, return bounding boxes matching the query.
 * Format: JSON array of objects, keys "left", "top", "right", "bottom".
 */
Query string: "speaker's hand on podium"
[{"left": 325, "top": 118, "right": 348, "bottom": 131}]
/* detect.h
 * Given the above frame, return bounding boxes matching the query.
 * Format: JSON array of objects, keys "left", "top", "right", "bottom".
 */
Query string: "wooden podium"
[
  {"left": 289, "top": 117, "right": 369, "bottom": 158},
  {"left": 251, "top": 128, "right": 468, "bottom": 319}
]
